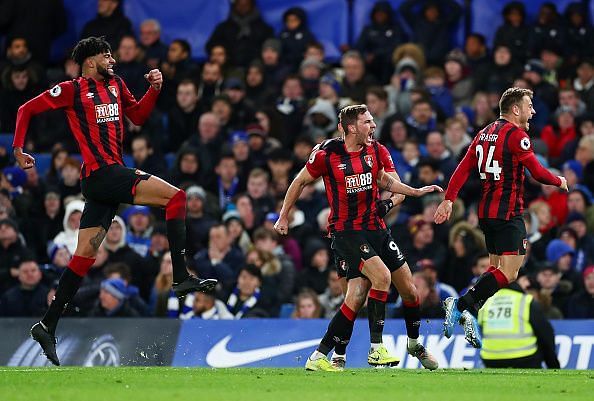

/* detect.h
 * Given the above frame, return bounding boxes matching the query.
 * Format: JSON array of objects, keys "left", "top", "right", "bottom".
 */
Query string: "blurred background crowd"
[{"left": 0, "top": 0, "right": 592, "bottom": 321}]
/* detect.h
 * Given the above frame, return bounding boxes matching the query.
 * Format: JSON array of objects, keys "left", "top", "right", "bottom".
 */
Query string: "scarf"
[
  {"left": 231, "top": 9, "right": 260, "bottom": 39},
  {"left": 226, "top": 287, "right": 261, "bottom": 319}
]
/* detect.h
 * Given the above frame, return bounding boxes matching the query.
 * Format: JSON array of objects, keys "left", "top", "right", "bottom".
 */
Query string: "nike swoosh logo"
[{"left": 205, "top": 335, "right": 321, "bottom": 368}]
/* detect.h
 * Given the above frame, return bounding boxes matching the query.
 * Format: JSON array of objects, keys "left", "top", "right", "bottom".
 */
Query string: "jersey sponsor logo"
[
  {"left": 108, "top": 85, "right": 118, "bottom": 98},
  {"left": 205, "top": 335, "right": 321, "bottom": 368},
  {"left": 345, "top": 172, "right": 373, "bottom": 194},
  {"left": 364, "top": 155, "right": 373, "bottom": 168},
  {"left": 520, "top": 137, "right": 531, "bottom": 151},
  {"left": 95, "top": 103, "right": 120, "bottom": 123},
  {"left": 49, "top": 84, "right": 62, "bottom": 97}
]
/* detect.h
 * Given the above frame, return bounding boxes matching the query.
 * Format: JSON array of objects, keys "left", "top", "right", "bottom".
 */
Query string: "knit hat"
[
  {"left": 565, "top": 211, "right": 587, "bottom": 225},
  {"left": 524, "top": 59, "right": 545, "bottom": 76},
  {"left": 445, "top": 49, "right": 467, "bottom": 67},
  {"left": 101, "top": 278, "right": 127, "bottom": 301},
  {"left": 320, "top": 73, "right": 342, "bottom": 95},
  {"left": 562, "top": 159, "right": 583, "bottom": 180},
  {"left": 545, "top": 239, "right": 574, "bottom": 263},
  {"left": 186, "top": 185, "right": 206, "bottom": 201},
  {"left": 583, "top": 265, "right": 594, "bottom": 278},
  {"left": 123, "top": 205, "right": 150, "bottom": 223},
  {"left": 396, "top": 57, "right": 419, "bottom": 75},
  {"left": 230, "top": 130, "right": 249, "bottom": 145},
  {"left": 2, "top": 167, "right": 26, "bottom": 188},
  {"left": 408, "top": 215, "right": 430, "bottom": 236},
  {"left": 262, "top": 38, "right": 281, "bottom": 53}
]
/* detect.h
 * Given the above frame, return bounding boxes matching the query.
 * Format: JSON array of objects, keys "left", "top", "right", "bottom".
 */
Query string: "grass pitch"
[{"left": 0, "top": 367, "right": 591, "bottom": 401}]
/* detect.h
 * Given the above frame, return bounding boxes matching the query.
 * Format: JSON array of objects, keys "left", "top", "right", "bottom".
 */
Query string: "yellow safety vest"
[{"left": 478, "top": 289, "right": 538, "bottom": 360}]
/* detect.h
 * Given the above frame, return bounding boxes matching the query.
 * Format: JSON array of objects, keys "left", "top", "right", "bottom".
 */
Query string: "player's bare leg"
[
  {"left": 134, "top": 176, "right": 216, "bottom": 296},
  {"left": 391, "top": 264, "right": 438, "bottom": 370},
  {"left": 32, "top": 226, "right": 107, "bottom": 365},
  {"left": 307, "top": 277, "right": 369, "bottom": 371}
]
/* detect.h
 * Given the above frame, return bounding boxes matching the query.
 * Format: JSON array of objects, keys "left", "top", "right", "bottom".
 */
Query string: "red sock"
[{"left": 68, "top": 255, "right": 95, "bottom": 277}]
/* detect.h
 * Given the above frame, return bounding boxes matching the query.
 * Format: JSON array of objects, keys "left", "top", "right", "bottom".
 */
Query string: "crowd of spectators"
[{"left": 0, "top": 0, "right": 593, "bottom": 320}]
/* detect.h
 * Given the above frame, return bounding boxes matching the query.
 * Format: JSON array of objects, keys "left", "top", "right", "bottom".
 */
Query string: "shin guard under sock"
[
  {"left": 367, "top": 289, "right": 388, "bottom": 344},
  {"left": 402, "top": 297, "right": 421, "bottom": 339},
  {"left": 166, "top": 190, "right": 190, "bottom": 283},
  {"left": 42, "top": 256, "right": 94, "bottom": 334},
  {"left": 458, "top": 268, "right": 509, "bottom": 313},
  {"left": 318, "top": 303, "right": 356, "bottom": 355}
]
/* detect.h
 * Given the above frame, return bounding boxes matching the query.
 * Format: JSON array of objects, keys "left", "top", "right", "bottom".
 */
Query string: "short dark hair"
[
  {"left": 366, "top": 86, "right": 388, "bottom": 101},
  {"left": 72, "top": 36, "right": 111, "bottom": 65},
  {"left": 339, "top": 104, "right": 368, "bottom": 133},
  {"left": 499, "top": 87, "right": 533, "bottom": 115},
  {"left": 171, "top": 39, "right": 191, "bottom": 57},
  {"left": 131, "top": 134, "right": 153, "bottom": 149}
]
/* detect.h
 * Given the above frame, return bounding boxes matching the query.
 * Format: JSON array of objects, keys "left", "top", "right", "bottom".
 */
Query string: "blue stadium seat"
[
  {"left": 279, "top": 303, "right": 295, "bottom": 318},
  {"left": 123, "top": 154, "right": 134, "bottom": 167},
  {"left": 32, "top": 154, "right": 52, "bottom": 176},
  {"left": 165, "top": 153, "right": 176, "bottom": 169},
  {"left": 0, "top": 133, "right": 14, "bottom": 150}
]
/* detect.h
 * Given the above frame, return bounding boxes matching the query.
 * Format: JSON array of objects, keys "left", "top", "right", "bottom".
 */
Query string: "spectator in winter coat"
[
  {"left": 279, "top": 7, "right": 316, "bottom": 70},
  {"left": 399, "top": 0, "right": 463, "bottom": 66},
  {"left": 113, "top": 35, "right": 147, "bottom": 99},
  {"left": 80, "top": 0, "right": 133, "bottom": 50},
  {"left": 566, "top": 265, "right": 594, "bottom": 318},
  {"left": 527, "top": 3, "right": 566, "bottom": 60},
  {"left": 139, "top": 19, "right": 168, "bottom": 70},
  {"left": 0, "top": 259, "right": 48, "bottom": 317},
  {"left": 89, "top": 278, "right": 140, "bottom": 318},
  {"left": 356, "top": 1, "right": 405, "bottom": 83},
  {"left": 493, "top": 1, "right": 530, "bottom": 63},
  {"left": 206, "top": 0, "right": 273, "bottom": 68}
]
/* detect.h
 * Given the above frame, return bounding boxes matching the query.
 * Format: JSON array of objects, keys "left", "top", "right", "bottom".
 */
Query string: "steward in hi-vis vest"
[{"left": 478, "top": 282, "right": 560, "bottom": 368}]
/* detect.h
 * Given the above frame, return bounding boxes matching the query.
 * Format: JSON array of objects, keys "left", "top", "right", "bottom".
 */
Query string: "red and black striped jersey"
[
  {"left": 306, "top": 138, "right": 396, "bottom": 233},
  {"left": 14, "top": 75, "right": 159, "bottom": 178},
  {"left": 445, "top": 119, "right": 561, "bottom": 220}
]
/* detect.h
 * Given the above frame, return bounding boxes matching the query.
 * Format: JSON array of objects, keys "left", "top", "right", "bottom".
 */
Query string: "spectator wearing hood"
[
  {"left": 566, "top": 265, "right": 594, "bottom": 318},
  {"left": 303, "top": 99, "right": 338, "bottom": 143},
  {"left": 123, "top": 205, "right": 153, "bottom": 258},
  {"left": 80, "top": 0, "right": 133, "bottom": 50},
  {"left": 0, "top": 64, "right": 41, "bottom": 134},
  {"left": 22, "top": 189, "right": 63, "bottom": 264},
  {"left": 223, "top": 77, "right": 257, "bottom": 129},
  {"left": 206, "top": 0, "right": 274, "bottom": 68},
  {"left": 493, "top": 1, "right": 530, "bottom": 63},
  {"left": 279, "top": 7, "right": 316, "bottom": 70},
  {"left": 566, "top": 212, "right": 594, "bottom": 272},
  {"left": 51, "top": 199, "right": 84, "bottom": 256},
  {"left": 89, "top": 278, "right": 140, "bottom": 317},
  {"left": 104, "top": 216, "right": 154, "bottom": 301},
  {"left": 444, "top": 49, "right": 474, "bottom": 108},
  {"left": 356, "top": 1, "right": 405, "bottom": 84},
  {"left": 399, "top": 0, "right": 463, "bottom": 66},
  {"left": 169, "top": 147, "right": 204, "bottom": 189},
  {"left": 0, "top": 259, "right": 48, "bottom": 317}
]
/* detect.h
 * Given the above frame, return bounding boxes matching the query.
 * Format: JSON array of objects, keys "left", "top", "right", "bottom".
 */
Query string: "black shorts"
[
  {"left": 80, "top": 164, "right": 151, "bottom": 230},
  {"left": 331, "top": 229, "right": 406, "bottom": 280},
  {"left": 479, "top": 216, "right": 527, "bottom": 256}
]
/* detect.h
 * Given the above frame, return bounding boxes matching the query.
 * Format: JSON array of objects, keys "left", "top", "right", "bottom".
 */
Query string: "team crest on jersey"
[
  {"left": 49, "top": 84, "right": 62, "bottom": 97},
  {"left": 520, "top": 137, "right": 531, "bottom": 151},
  {"left": 108, "top": 86, "right": 118, "bottom": 98},
  {"left": 364, "top": 155, "right": 373, "bottom": 168},
  {"left": 360, "top": 244, "right": 370, "bottom": 254},
  {"left": 134, "top": 169, "right": 147, "bottom": 176}
]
